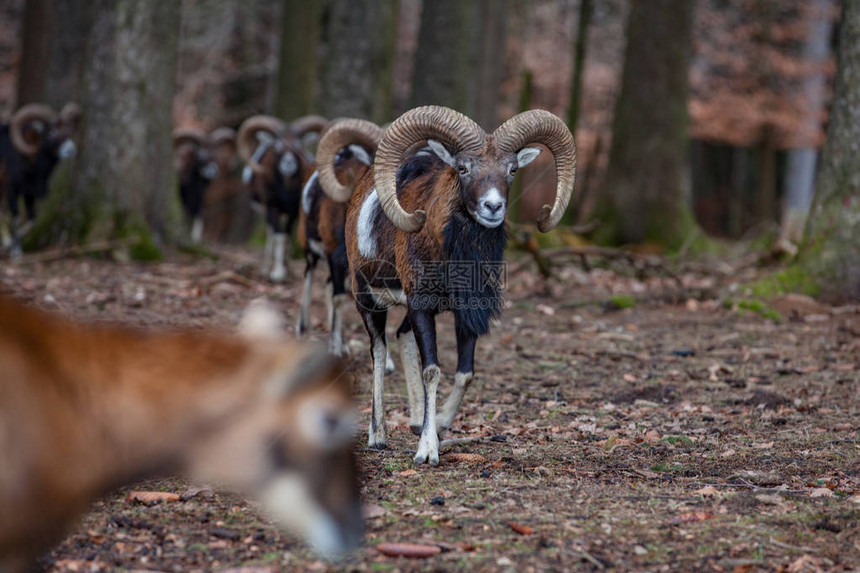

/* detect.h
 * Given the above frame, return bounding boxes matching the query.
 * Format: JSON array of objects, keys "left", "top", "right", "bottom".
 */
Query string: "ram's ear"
[
  {"left": 516, "top": 147, "right": 541, "bottom": 168},
  {"left": 427, "top": 139, "right": 456, "bottom": 167},
  {"left": 348, "top": 144, "right": 373, "bottom": 166}
]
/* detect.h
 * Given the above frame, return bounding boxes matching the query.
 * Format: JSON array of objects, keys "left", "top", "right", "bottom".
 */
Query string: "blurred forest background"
[{"left": 0, "top": 0, "right": 856, "bottom": 299}]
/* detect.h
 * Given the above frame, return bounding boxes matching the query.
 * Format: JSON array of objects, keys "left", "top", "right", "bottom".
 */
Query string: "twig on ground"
[{"left": 14, "top": 238, "right": 141, "bottom": 265}]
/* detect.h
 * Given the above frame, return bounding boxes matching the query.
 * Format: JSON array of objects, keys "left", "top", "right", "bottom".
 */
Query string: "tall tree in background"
[
  {"left": 15, "top": 0, "right": 49, "bottom": 106},
  {"left": 410, "top": 0, "right": 507, "bottom": 130},
  {"left": 27, "top": 1, "right": 181, "bottom": 253},
  {"left": 566, "top": 0, "right": 593, "bottom": 133},
  {"left": 796, "top": 0, "right": 860, "bottom": 303},
  {"left": 597, "top": 0, "right": 696, "bottom": 248},
  {"left": 778, "top": 0, "right": 835, "bottom": 249},
  {"left": 410, "top": 0, "right": 480, "bottom": 113},
  {"left": 274, "top": 0, "right": 320, "bottom": 120},
  {"left": 319, "top": 0, "right": 397, "bottom": 123}
]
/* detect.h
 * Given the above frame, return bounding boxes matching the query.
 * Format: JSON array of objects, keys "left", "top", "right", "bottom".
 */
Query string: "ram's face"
[{"left": 427, "top": 140, "right": 542, "bottom": 229}]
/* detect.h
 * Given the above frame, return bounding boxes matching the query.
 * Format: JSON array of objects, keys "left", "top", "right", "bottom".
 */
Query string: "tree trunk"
[
  {"left": 15, "top": 0, "right": 51, "bottom": 106},
  {"left": 43, "top": 0, "right": 91, "bottom": 109},
  {"left": 798, "top": 0, "right": 860, "bottom": 303},
  {"left": 779, "top": 0, "right": 835, "bottom": 246},
  {"left": 472, "top": 0, "right": 507, "bottom": 131},
  {"left": 597, "top": 0, "right": 696, "bottom": 248},
  {"left": 410, "top": 0, "right": 481, "bottom": 113},
  {"left": 274, "top": 0, "right": 321, "bottom": 120},
  {"left": 566, "top": 0, "right": 593, "bottom": 133},
  {"left": 319, "top": 0, "right": 397, "bottom": 123},
  {"left": 25, "top": 0, "right": 181, "bottom": 255}
]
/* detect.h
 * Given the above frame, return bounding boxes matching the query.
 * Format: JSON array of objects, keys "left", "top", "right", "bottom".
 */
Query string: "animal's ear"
[
  {"left": 516, "top": 147, "right": 542, "bottom": 168},
  {"left": 348, "top": 144, "right": 373, "bottom": 166},
  {"left": 239, "top": 300, "right": 285, "bottom": 338},
  {"left": 427, "top": 139, "right": 456, "bottom": 167},
  {"left": 267, "top": 343, "right": 343, "bottom": 401}
]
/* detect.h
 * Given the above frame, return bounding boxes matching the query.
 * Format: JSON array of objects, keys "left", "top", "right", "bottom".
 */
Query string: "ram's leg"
[
  {"left": 9, "top": 214, "right": 21, "bottom": 259},
  {"left": 261, "top": 225, "right": 274, "bottom": 274},
  {"left": 328, "top": 254, "right": 351, "bottom": 356},
  {"left": 359, "top": 306, "right": 389, "bottom": 449},
  {"left": 270, "top": 233, "right": 288, "bottom": 282},
  {"left": 396, "top": 316, "right": 424, "bottom": 436},
  {"left": 408, "top": 306, "right": 440, "bottom": 466},
  {"left": 325, "top": 280, "right": 334, "bottom": 334},
  {"left": 8, "top": 190, "right": 21, "bottom": 259},
  {"left": 190, "top": 216, "right": 204, "bottom": 244},
  {"left": 438, "top": 325, "right": 476, "bottom": 437},
  {"left": 295, "top": 253, "right": 319, "bottom": 335}
]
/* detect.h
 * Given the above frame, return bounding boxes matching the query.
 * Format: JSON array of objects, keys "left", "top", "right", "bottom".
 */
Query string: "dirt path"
[{"left": 2, "top": 249, "right": 857, "bottom": 572}]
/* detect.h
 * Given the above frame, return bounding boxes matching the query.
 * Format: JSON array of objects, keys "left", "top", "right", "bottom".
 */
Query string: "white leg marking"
[
  {"left": 414, "top": 365, "right": 441, "bottom": 466},
  {"left": 191, "top": 216, "right": 204, "bottom": 244},
  {"left": 367, "top": 337, "right": 388, "bottom": 449},
  {"left": 325, "top": 281, "right": 334, "bottom": 334},
  {"left": 357, "top": 189, "right": 380, "bottom": 258},
  {"left": 385, "top": 350, "right": 395, "bottom": 374},
  {"left": 270, "top": 233, "right": 288, "bottom": 282},
  {"left": 261, "top": 225, "right": 274, "bottom": 274},
  {"left": 399, "top": 330, "right": 424, "bottom": 434},
  {"left": 329, "top": 293, "right": 350, "bottom": 357},
  {"left": 296, "top": 265, "right": 315, "bottom": 336},
  {"left": 437, "top": 371, "right": 474, "bottom": 437}
]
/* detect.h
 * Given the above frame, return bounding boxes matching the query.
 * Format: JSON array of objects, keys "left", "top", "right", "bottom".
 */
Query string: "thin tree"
[
  {"left": 274, "top": 0, "right": 321, "bottom": 120},
  {"left": 566, "top": 0, "right": 593, "bottom": 133},
  {"left": 319, "top": 0, "right": 398, "bottom": 123},
  {"left": 596, "top": 0, "right": 697, "bottom": 248},
  {"left": 795, "top": 0, "right": 860, "bottom": 302}
]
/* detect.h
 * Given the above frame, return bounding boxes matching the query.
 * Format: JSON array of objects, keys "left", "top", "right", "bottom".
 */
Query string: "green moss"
[
  {"left": 128, "top": 232, "right": 163, "bottom": 262},
  {"left": 609, "top": 295, "right": 637, "bottom": 310},
  {"left": 660, "top": 435, "right": 694, "bottom": 446},
  {"left": 726, "top": 298, "right": 783, "bottom": 323},
  {"left": 748, "top": 266, "right": 820, "bottom": 298}
]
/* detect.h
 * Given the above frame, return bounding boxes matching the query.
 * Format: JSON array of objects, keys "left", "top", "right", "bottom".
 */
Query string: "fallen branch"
[{"left": 13, "top": 238, "right": 141, "bottom": 265}]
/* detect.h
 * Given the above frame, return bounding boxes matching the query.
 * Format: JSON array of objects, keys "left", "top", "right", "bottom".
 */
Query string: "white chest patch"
[
  {"left": 357, "top": 188, "right": 380, "bottom": 259},
  {"left": 302, "top": 171, "right": 319, "bottom": 214}
]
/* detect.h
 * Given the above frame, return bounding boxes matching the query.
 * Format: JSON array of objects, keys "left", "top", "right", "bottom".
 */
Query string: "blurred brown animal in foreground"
[{"left": 0, "top": 295, "right": 363, "bottom": 572}]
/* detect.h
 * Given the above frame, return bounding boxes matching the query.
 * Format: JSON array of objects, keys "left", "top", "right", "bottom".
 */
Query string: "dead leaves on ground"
[
  {"left": 125, "top": 491, "right": 180, "bottom": 505},
  {"left": 508, "top": 522, "right": 535, "bottom": 535}
]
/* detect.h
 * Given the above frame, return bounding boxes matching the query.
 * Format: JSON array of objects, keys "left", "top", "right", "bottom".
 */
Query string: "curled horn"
[
  {"left": 374, "top": 105, "right": 486, "bottom": 232},
  {"left": 58, "top": 103, "right": 82, "bottom": 128},
  {"left": 10, "top": 104, "right": 57, "bottom": 157},
  {"left": 493, "top": 109, "right": 576, "bottom": 233},
  {"left": 237, "top": 115, "right": 288, "bottom": 175},
  {"left": 289, "top": 115, "right": 328, "bottom": 139},
  {"left": 172, "top": 126, "right": 209, "bottom": 149},
  {"left": 210, "top": 127, "right": 237, "bottom": 147},
  {"left": 317, "top": 118, "right": 383, "bottom": 203}
]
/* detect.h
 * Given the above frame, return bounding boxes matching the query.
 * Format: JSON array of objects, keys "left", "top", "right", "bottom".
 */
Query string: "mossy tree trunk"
[
  {"left": 410, "top": 0, "right": 480, "bottom": 114},
  {"left": 797, "top": 0, "right": 860, "bottom": 303},
  {"left": 319, "top": 0, "right": 397, "bottom": 123},
  {"left": 596, "top": 0, "right": 697, "bottom": 248},
  {"left": 274, "top": 0, "right": 321, "bottom": 120},
  {"left": 26, "top": 1, "right": 181, "bottom": 256}
]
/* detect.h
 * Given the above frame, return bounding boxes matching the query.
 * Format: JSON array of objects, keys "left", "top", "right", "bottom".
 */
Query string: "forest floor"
[{"left": 2, "top": 246, "right": 858, "bottom": 573}]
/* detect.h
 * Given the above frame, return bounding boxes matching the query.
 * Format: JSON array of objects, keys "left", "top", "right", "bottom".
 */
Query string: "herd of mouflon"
[{"left": 0, "top": 105, "right": 575, "bottom": 569}]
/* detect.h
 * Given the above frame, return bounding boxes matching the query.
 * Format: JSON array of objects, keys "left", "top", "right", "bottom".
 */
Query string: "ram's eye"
[
  {"left": 458, "top": 165, "right": 468, "bottom": 175},
  {"left": 509, "top": 166, "right": 518, "bottom": 175}
]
